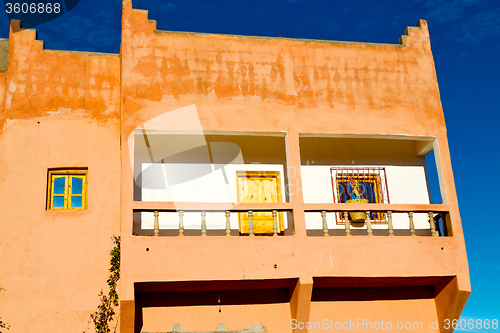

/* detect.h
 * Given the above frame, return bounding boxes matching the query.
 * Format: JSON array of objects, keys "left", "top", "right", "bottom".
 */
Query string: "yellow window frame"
[{"left": 47, "top": 169, "right": 88, "bottom": 210}]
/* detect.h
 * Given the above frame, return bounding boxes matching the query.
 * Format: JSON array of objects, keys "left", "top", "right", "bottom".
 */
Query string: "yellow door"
[{"left": 236, "top": 171, "right": 284, "bottom": 234}]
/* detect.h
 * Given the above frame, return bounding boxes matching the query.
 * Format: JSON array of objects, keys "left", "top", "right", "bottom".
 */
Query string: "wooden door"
[{"left": 236, "top": 171, "right": 284, "bottom": 234}]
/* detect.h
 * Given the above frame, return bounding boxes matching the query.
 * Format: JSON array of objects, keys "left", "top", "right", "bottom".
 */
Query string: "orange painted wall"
[
  {"left": 5, "top": 20, "right": 120, "bottom": 121},
  {"left": 0, "top": 21, "right": 121, "bottom": 333},
  {"left": 121, "top": 0, "right": 443, "bottom": 133},
  {"left": 309, "top": 299, "right": 440, "bottom": 332},
  {"left": 118, "top": 1, "right": 469, "bottom": 332},
  {"left": 142, "top": 303, "right": 291, "bottom": 332}
]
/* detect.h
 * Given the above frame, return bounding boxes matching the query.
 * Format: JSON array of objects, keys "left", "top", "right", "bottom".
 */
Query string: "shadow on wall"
[
  {"left": 133, "top": 279, "right": 295, "bottom": 333},
  {"left": 141, "top": 322, "right": 268, "bottom": 333},
  {"left": 425, "top": 151, "right": 443, "bottom": 204}
]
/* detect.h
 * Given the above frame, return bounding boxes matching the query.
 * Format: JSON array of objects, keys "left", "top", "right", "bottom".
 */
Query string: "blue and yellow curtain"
[{"left": 337, "top": 178, "right": 383, "bottom": 220}]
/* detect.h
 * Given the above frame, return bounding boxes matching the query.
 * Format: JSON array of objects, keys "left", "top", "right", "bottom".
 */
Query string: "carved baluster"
[
  {"left": 201, "top": 211, "right": 207, "bottom": 236},
  {"left": 153, "top": 211, "right": 160, "bottom": 237},
  {"left": 429, "top": 211, "right": 438, "bottom": 237},
  {"left": 225, "top": 211, "right": 231, "bottom": 236},
  {"left": 178, "top": 211, "right": 184, "bottom": 236},
  {"left": 343, "top": 211, "right": 351, "bottom": 236},
  {"left": 387, "top": 211, "right": 394, "bottom": 236},
  {"left": 248, "top": 210, "right": 255, "bottom": 236},
  {"left": 408, "top": 212, "right": 416, "bottom": 236},
  {"left": 321, "top": 211, "right": 329, "bottom": 237},
  {"left": 366, "top": 211, "right": 373, "bottom": 236},
  {"left": 272, "top": 210, "right": 278, "bottom": 236}
]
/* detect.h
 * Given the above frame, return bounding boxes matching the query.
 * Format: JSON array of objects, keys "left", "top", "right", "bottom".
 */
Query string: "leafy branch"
[
  {"left": 85, "top": 236, "right": 120, "bottom": 333},
  {"left": 0, "top": 318, "right": 10, "bottom": 332}
]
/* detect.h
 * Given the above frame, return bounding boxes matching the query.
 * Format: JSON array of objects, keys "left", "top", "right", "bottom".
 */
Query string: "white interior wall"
[
  {"left": 302, "top": 165, "right": 431, "bottom": 230},
  {"left": 299, "top": 137, "right": 433, "bottom": 232},
  {"left": 141, "top": 163, "right": 288, "bottom": 230},
  {"left": 134, "top": 132, "right": 288, "bottom": 199},
  {"left": 136, "top": 135, "right": 436, "bottom": 233}
]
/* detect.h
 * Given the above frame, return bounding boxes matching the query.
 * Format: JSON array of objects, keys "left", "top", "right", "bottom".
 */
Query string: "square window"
[{"left": 47, "top": 169, "right": 88, "bottom": 210}]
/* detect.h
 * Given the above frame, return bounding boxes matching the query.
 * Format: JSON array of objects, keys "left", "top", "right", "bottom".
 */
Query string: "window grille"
[{"left": 331, "top": 167, "right": 389, "bottom": 224}]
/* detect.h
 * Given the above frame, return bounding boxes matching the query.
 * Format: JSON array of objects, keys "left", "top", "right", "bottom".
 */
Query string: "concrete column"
[
  {"left": 434, "top": 277, "right": 471, "bottom": 333},
  {"left": 287, "top": 131, "right": 306, "bottom": 237},
  {"left": 120, "top": 300, "right": 135, "bottom": 333},
  {"left": 290, "top": 277, "right": 313, "bottom": 333}
]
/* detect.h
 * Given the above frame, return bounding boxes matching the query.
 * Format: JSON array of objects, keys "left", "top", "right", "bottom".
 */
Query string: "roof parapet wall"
[
  {"left": 123, "top": 0, "right": 431, "bottom": 50},
  {"left": 3, "top": 20, "right": 120, "bottom": 123},
  {"left": 121, "top": 0, "right": 442, "bottom": 122},
  {"left": 399, "top": 19, "right": 431, "bottom": 51},
  {"left": 122, "top": 0, "right": 156, "bottom": 40},
  {"left": 3, "top": 2, "right": 440, "bottom": 128}
]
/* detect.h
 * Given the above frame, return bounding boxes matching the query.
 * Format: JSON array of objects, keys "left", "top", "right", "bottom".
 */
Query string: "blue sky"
[{"left": 1, "top": 0, "right": 499, "bottom": 328}]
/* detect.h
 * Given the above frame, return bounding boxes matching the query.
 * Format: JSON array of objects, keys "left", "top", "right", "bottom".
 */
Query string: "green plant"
[
  {"left": 86, "top": 236, "right": 120, "bottom": 333},
  {"left": 0, "top": 320, "right": 9, "bottom": 332},
  {"left": 0, "top": 318, "right": 10, "bottom": 332}
]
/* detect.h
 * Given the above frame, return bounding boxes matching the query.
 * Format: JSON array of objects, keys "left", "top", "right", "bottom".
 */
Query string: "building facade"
[{"left": 0, "top": 1, "right": 470, "bottom": 332}]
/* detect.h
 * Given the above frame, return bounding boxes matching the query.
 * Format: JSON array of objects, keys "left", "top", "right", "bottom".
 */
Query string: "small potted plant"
[{"left": 345, "top": 177, "right": 368, "bottom": 227}]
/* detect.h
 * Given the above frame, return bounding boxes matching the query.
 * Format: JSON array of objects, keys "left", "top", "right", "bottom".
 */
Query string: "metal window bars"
[{"left": 331, "top": 167, "right": 389, "bottom": 224}]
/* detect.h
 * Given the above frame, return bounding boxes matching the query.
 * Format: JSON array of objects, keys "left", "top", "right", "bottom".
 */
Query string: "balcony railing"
[
  {"left": 305, "top": 203, "right": 450, "bottom": 237},
  {"left": 132, "top": 202, "right": 450, "bottom": 237},
  {"left": 133, "top": 202, "right": 294, "bottom": 237}
]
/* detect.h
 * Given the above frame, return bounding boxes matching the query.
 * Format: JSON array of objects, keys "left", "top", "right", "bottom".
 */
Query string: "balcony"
[
  {"left": 122, "top": 130, "right": 464, "bottom": 333},
  {"left": 132, "top": 131, "right": 450, "bottom": 238}
]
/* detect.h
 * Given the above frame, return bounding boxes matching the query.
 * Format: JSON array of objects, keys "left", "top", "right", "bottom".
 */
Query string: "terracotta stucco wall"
[
  {"left": 121, "top": 0, "right": 443, "bottom": 132},
  {"left": 0, "top": 21, "right": 121, "bottom": 333},
  {"left": 4, "top": 21, "right": 120, "bottom": 121},
  {"left": 119, "top": 2, "right": 469, "bottom": 332}
]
